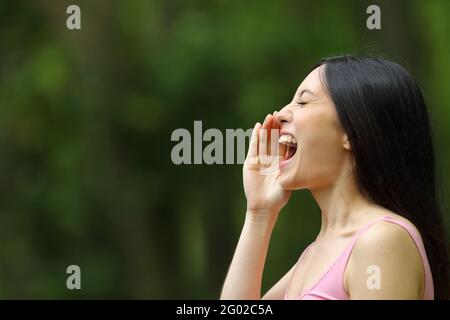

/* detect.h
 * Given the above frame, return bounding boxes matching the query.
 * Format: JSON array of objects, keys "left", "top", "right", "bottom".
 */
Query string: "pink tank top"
[{"left": 283, "top": 215, "right": 434, "bottom": 300}]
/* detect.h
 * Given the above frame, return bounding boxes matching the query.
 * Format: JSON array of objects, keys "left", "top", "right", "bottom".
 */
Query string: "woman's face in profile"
[{"left": 276, "top": 65, "right": 351, "bottom": 190}]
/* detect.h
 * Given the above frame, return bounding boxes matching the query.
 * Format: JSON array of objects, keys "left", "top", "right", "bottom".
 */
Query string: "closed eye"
[{"left": 297, "top": 101, "right": 307, "bottom": 107}]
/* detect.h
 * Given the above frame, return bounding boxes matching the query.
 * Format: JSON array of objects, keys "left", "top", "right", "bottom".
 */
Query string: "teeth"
[{"left": 279, "top": 134, "right": 297, "bottom": 145}]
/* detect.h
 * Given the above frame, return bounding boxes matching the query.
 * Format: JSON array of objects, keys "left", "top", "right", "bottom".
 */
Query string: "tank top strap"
[{"left": 340, "top": 215, "right": 392, "bottom": 258}]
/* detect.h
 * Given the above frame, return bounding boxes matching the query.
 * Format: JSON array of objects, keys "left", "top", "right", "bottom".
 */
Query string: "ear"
[{"left": 342, "top": 134, "right": 351, "bottom": 151}]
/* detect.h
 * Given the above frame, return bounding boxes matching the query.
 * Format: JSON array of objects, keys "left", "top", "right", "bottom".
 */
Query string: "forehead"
[{"left": 296, "top": 65, "right": 325, "bottom": 96}]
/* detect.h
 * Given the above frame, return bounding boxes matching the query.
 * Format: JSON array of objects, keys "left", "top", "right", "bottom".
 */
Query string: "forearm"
[{"left": 220, "top": 210, "right": 278, "bottom": 300}]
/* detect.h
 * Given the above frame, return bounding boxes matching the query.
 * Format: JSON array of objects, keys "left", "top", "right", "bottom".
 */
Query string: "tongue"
[{"left": 286, "top": 146, "right": 297, "bottom": 160}]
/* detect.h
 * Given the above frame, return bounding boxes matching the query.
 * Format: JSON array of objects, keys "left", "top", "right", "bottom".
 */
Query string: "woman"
[{"left": 220, "top": 55, "right": 449, "bottom": 300}]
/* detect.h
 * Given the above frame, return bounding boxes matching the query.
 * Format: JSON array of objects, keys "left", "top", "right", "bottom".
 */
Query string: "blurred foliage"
[{"left": 0, "top": 0, "right": 449, "bottom": 298}]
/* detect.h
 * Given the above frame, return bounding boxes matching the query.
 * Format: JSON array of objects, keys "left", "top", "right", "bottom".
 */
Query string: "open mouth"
[{"left": 279, "top": 134, "right": 298, "bottom": 161}]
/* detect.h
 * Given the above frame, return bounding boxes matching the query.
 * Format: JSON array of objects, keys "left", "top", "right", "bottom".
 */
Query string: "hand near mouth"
[{"left": 243, "top": 113, "right": 292, "bottom": 219}]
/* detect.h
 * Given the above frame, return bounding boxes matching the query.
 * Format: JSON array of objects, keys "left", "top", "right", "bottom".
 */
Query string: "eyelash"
[{"left": 297, "top": 101, "right": 307, "bottom": 107}]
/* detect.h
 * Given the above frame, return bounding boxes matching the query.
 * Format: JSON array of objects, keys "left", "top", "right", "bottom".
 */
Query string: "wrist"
[{"left": 245, "top": 208, "right": 280, "bottom": 226}]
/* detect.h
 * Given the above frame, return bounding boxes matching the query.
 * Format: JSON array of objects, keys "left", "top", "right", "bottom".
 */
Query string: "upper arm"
[
  {"left": 346, "top": 222, "right": 425, "bottom": 300},
  {"left": 261, "top": 263, "right": 296, "bottom": 300}
]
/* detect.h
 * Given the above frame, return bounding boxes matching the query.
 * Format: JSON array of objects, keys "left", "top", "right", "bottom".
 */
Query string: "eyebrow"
[{"left": 299, "top": 89, "right": 316, "bottom": 97}]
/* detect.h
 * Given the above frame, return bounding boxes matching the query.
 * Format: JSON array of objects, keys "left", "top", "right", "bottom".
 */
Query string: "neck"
[{"left": 310, "top": 170, "right": 378, "bottom": 239}]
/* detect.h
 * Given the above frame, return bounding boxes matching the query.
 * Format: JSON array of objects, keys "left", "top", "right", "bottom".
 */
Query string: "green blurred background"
[{"left": 0, "top": 0, "right": 449, "bottom": 298}]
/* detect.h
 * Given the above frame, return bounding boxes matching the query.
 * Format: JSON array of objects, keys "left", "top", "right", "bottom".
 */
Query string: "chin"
[{"left": 278, "top": 171, "right": 301, "bottom": 190}]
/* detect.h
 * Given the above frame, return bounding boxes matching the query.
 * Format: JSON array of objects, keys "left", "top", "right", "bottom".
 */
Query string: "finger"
[
  {"left": 269, "top": 115, "right": 279, "bottom": 158},
  {"left": 259, "top": 115, "right": 270, "bottom": 160},
  {"left": 272, "top": 111, "right": 284, "bottom": 162},
  {"left": 266, "top": 115, "right": 274, "bottom": 155},
  {"left": 272, "top": 111, "right": 281, "bottom": 130},
  {"left": 246, "top": 122, "right": 261, "bottom": 160}
]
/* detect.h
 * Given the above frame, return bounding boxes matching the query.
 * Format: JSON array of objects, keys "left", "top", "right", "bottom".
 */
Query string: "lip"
[
  {"left": 279, "top": 154, "right": 294, "bottom": 170},
  {"left": 279, "top": 130, "right": 296, "bottom": 138}
]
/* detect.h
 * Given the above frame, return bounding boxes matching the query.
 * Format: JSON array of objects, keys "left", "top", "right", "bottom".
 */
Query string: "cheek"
[
  {"left": 296, "top": 114, "right": 344, "bottom": 173},
  {"left": 299, "top": 133, "right": 339, "bottom": 176},
  {"left": 297, "top": 111, "right": 341, "bottom": 152}
]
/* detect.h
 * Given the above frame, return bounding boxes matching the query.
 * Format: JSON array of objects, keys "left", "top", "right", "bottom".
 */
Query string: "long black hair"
[{"left": 313, "top": 55, "right": 449, "bottom": 299}]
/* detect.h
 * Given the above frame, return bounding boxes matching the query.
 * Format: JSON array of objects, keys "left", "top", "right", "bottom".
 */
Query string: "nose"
[{"left": 275, "top": 104, "right": 293, "bottom": 125}]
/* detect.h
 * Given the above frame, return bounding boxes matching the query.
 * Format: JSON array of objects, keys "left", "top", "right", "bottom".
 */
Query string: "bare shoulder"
[
  {"left": 346, "top": 218, "right": 425, "bottom": 299},
  {"left": 355, "top": 218, "right": 420, "bottom": 253}
]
